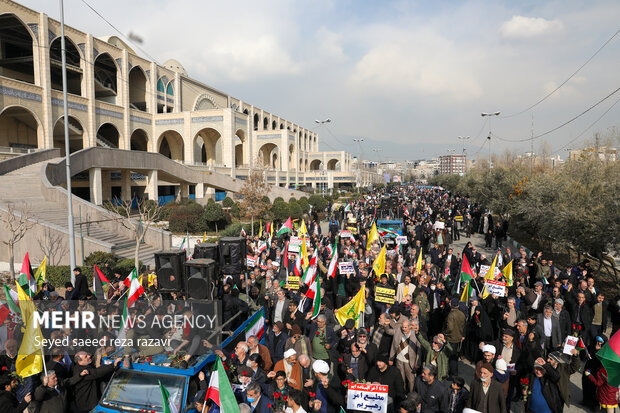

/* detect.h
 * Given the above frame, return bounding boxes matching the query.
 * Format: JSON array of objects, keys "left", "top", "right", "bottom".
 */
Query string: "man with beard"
[
  {"left": 70, "top": 352, "right": 122, "bottom": 413},
  {"left": 413, "top": 364, "right": 448, "bottom": 413},
  {"left": 0, "top": 374, "right": 31, "bottom": 413},
  {"left": 269, "top": 349, "right": 302, "bottom": 390}
]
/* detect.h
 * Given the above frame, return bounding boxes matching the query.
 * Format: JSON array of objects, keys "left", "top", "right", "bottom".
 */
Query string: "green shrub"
[
  {"left": 262, "top": 196, "right": 271, "bottom": 205},
  {"left": 222, "top": 197, "right": 235, "bottom": 208},
  {"left": 308, "top": 195, "right": 328, "bottom": 211},
  {"left": 289, "top": 202, "right": 302, "bottom": 220},
  {"left": 297, "top": 197, "right": 310, "bottom": 214},
  {"left": 271, "top": 201, "right": 290, "bottom": 222},
  {"left": 168, "top": 203, "right": 204, "bottom": 233},
  {"left": 220, "top": 221, "right": 260, "bottom": 237},
  {"left": 230, "top": 203, "right": 240, "bottom": 218},
  {"left": 273, "top": 197, "right": 284, "bottom": 204},
  {"left": 84, "top": 251, "right": 118, "bottom": 268}
]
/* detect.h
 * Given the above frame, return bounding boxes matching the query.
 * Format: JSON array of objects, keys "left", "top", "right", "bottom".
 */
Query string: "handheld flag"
[
  {"left": 277, "top": 217, "right": 293, "bottom": 236},
  {"left": 18, "top": 253, "right": 36, "bottom": 297},
  {"left": 482, "top": 254, "right": 498, "bottom": 299},
  {"left": 179, "top": 237, "right": 187, "bottom": 251},
  {"left": 308, "top": 274, "right": 321, "bottom": 319},
  {"left": 596, "top": 329, "right": 620, "bottom": 386},
  {"left": 460, "top": 280, "right": 471, "bottom": 303},
  {"left": 415, "top": 249, "right": 424, "bottom": 275},
  {"left": 457, "top": 254, "right": 474, "bottom": 293},
  {"left": 126, "top": 268, "right": 145, "bottom": 308},
  {"left": 15, "top": 282, "right": 43, "bottom": 378},
  {"left": 335, "top": 286, "right": 366, "bottom": 328},
  {"left": 206, "top": 357, "right": 240, "bottom": 413},
  {"left": 3, "top": 285, "right": 20, "bottom": 315},
  {"left": 93, "top": 265, "right": 112, "bottom": 299},
  {"left": 240, "top": 227, "right": 247, "bottom": 237},
  {"left": 327, "top": 239, "right": 339, "bottom": 279},
  {"left": 301, "top": 236, "right": 309, "bottom": 270},
  {"left": 372, "top": 245, "right": 387, "bottom": 279},
  {"left": 502, "top": 260, "right": 513, "bottom": 287},
  {"left": 366, "top": 222, "right": 379, "bottom": 250},
  {"left": 202, "top": 232, "right": 206, "bottom": 243},
  {"left": 158, "top": 380, "right": 179, "bottom": 413},
  {"left": 34, "top": 257, "right": 46, "bottom": 292},
  {"left": 299, "top": 220, "right": 308, "bottom": 236},
  {"left": 269, "top": 221, "right": 274, "bottom": 240},
  {"left": 258, "top": 220, "right": 263, "bottom": 238}
]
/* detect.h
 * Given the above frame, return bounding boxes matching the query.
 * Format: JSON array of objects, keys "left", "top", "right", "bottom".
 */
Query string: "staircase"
[
  {"left": 96, "top": 134, "right": 116, "bottom": 148},
  {"left": 0, "top": 161, "right": 159, "bottom": 266}
]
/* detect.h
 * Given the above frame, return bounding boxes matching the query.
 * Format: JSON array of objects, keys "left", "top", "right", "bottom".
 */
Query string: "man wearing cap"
[
  {"left": 336, "top": 319, "right": 357, "bottom": 354},
  {"left": 522, "top": 358, "right": 562, "bottom": 413},
  {"left": 552, "top": 298, "right": 571, "bottom": 339},
  {"left": 443, "top": 297, "right": 465, "bottom": 377},
  {"left": 466, "top": 362, "right": 506, "bottom": 413},
  {"left": 285, "top": 325, "right": 312, "bottom": 359},
  {"left": 367, "top": 355, "right": 406, "bottom": 409},
  {"left": 270, "top": 349, "right": 302, "bottom": 391},
  {"left": 547, "top": 349, "right": 580, "bottom": 408}
]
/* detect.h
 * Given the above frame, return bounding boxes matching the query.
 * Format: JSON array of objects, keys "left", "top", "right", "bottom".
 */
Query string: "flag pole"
[{"left": 41, "top": 346, "right": 48, "bottom": 377}]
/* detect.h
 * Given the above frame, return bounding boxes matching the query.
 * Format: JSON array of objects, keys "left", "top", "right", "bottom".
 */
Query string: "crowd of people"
[{"left": 0, "top": 185, "right": 618, "bottom": 413}]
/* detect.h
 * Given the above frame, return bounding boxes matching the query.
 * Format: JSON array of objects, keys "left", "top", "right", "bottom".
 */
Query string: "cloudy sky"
[{"left": 21, "top": 0, "right": 620, "bottom": 160}]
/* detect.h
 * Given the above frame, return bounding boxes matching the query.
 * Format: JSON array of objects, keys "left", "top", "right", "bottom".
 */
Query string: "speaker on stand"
[
  {"left": 154, "top": 250, "right": 186, "bottom": 292},
  {"left": 193, "top": 243, "right": 219, "bottom": 260},
  {"left": 218, "top": 237, "right": 247, "bottom": 275},
  {"left": 184, "top": 258, "right": 217, "bottom": 300}
]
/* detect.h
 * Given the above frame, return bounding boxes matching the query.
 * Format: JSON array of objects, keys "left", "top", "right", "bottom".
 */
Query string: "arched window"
[
  {"left": 166, "top": 83, "right": 174, "bottom": 96},
  {"left": 157, "top": 79, "right": 165, "bottom": 93}
]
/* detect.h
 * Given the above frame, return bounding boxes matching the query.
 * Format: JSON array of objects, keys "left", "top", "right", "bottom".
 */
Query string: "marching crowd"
[{"left": 0, "top": 185, "right": 618, "bottom": 413}]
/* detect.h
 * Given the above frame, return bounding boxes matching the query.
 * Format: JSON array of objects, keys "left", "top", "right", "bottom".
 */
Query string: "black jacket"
[
  {"left": 33, "top": 375, "right": 82, "bottom": 413},
  {"left": 0, "top": 390, "right": 28, "bottom": 413},
  {"left": 367, "top": 365, "right": 406, "bottom": 403},
  {"left": 524, "top": 364, "right": 563, "bottom": 413},
  {"left": 413, "top": 375, "right": 449, "bottom": 413},
  {"left": 466, "top": 379, "right": 506, "bottom": 413},
  {"left": 70, "top": 362, "right": 117, "bottom": 412}
]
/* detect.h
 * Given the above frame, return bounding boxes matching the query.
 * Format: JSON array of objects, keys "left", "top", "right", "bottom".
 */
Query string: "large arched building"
[{"left": 0, "top": 0, "right": 380, "bottom": 205}]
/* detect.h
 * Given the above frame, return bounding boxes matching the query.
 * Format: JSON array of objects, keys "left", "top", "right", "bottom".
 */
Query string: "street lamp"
[
  {"left": 481, "top": 112, "right": 500, "bottom": 169},
  {"left": 457, "top": 136, "right": 470, "bottom": 154},
  {"left": 353, "top": 138, "right": 364, "bottom": 190},
  {"left": 314, "top": 118, "right": 331, "bottom": 124}
]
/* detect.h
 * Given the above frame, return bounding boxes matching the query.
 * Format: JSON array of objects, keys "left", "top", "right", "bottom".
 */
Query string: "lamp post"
[
  {"left": 353, "top": 138, "right": 364, "bottom": 190},
  {"left": 458, "top": 136, "right": 470, "bottom": 154},
  {"left": 481, "top": 112, "right": 500, "bottom": 170},
  {"left": 314, "top": 118, "right": 331, "bottom": 125}
]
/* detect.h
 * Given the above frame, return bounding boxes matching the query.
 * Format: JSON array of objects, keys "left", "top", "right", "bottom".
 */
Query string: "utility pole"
[
  {"left": 481, "top": 112, "right": 500, "bottom": 171},
  {"left": 530, "top": 113, "right": 534, "bottom": 175}
]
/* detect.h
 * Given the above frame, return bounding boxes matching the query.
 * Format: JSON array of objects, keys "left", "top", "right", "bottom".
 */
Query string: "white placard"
[
  {"left": 340, "top": 230, "right": 352, "bottom": 238},
  {"left": 246, "top": 256, "right": 256, "bottom": 267},
  {"left": 338, "top": 262, "right": 356, "bottom": 274},
  {"left": 484, "top": 280, "right": 506, "bottom": 297},
  {"left": 347, "top": 383, "right": 388, "bottom": 413},
  {"left": 396, "top": 236, "right": 408, "bottom": 245},
  {"left": 480, "top": 265, "right": 501, "bottom": 278},
  {"left": 563, "top": 335, "right": 578, "bottom": 355}
]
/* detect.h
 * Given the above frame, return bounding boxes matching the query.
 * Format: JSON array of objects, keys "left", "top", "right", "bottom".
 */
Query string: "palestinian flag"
[
  {"left": 93, "top": 265, "right": 112, "bottom": 299},
  {"left": 245, "top": 308, "right": 265, "bottom": 340},
  {"left": 206, "top": 357, "right": 240, "bottom": 413},
  {"left": 158, "top": 380, "right": 179, "bottom": 413},
  {"left": 18, "top": 253, "right": 36, "bottom": 297},
  {"left": 576, "top": 338, "right": 586, "bottom": 351},
  {"left": 457, "top": 254, "right": 475, "bottom": 293},
  {"left": 310, "top": 273, "right": 321, "bottom": 319},
  {"left": 277, "top": 217, "right": 293, "bottom": 236},
  {"left": 597, "top": 329, "right": 620, "bottom": 386},
  {"left": 3, "top": 285, "right": 20, "bottom": 315},
  {"left": 126, "top": 268, "right": 144, "bottom": 308}
]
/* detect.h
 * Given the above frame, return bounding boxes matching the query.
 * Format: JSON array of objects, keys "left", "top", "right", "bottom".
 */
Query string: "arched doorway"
[
  {"left": 299, "top": 158, "right": 304, "bottom": 171},
  {"left": 0, "top": 14, "right": 35, "bottom": 84},
  {"left": 288, "top": 144, "right": 295, "bottom": 170},
  {"left": 310, "top": 160, "right": 322, "bottom": 171},
  {"left": 327, "top": 159, "right": 340, "bottom": 170},
  {"left": 258, "top": 143, "right": 278, "bottom": 168},
  {"left": 130, "top": 129, "right": 149, "bottom": 151},
  {"left": 194, "top": 128, "right": 221, "bottom": 166},
  {"left": 96, "top": 123, "right": 120, "bottom": 148},
  {"left": 49, "top": 36, "right": 81, "bottom": 95},
  {"left": 53, "top": 116, "right": 85, "bottom": 156},
  {"left": 158, "top": 131, "right": 184, "bottom": 162},
  {"left": 128, "top": 66, "right": 148, "bottom": 111},
  {"left": 235, "top": 129, "right": 246, "bottom": 167},
  {"left": 94, "top": 53, "right": 118, "bottom": 104},
  {"left": 0, "top": 106, "right": 41, "bottom": 150}
]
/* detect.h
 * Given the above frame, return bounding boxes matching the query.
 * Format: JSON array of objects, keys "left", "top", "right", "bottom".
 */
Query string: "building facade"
[
  {"left": 439, "top": 154, "right": 466, "bottom": 175},
  {"left": 0, "top": 0, "right": 380, "bottom": 204}
]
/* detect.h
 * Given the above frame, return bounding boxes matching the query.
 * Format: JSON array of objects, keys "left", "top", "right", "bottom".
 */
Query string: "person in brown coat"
[
  {"left": 466, "top": 363, "right": 506, "bottom": 413},
  {"left": 247, "top": 335, "right": 273, "bottom": 371},
  {"left": 268, "top": 348, "right": 302, "bottom": 390}
]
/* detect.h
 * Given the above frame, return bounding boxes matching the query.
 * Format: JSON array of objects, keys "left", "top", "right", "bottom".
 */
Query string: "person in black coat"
[
  {"left": 447, "top": 376, "right": 469, "bottom": 413},
  {"left": 265, "top": 322, "right": 288, "bottom": 364},
  {"left": 466, "top": 363, "right": 506, "bottom": 413},
  {"left": 70, "top": 268, "right": 90, "bottom": 300},
  {"left": 523, "top": 359, "right": 563, "bottom": 413},
  {"left": 413, "top": 364, "right": 449, "bottom": 413},
  {"left": 0, "top": 374, "right": 31, "bottom": 413},
  {"left": 70, "top": 352, "right": 123, "bottom": 413},
  {"left": 244, "top": 382, "right": 273, "bottom": 413},
  {"left": 33, "top": 370, "right": 84, "bottom": 413},
  {"left": 366, "top": 355, "right": 406, "bottom": 407}
]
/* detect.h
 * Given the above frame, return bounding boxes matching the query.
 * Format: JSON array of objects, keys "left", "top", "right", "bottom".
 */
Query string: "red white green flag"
[
  {"left": 245, "top": 308, "right": 265, "bottom": 340},
  {"left": 206, "top": 357, "right": 240, "bottom": 413},
  {"left": 158, "top": 380, "right": 179, "bottom": 413},
  {"left": 126, "top": 268, "right": 144, "bottom": 308},
  {"left": 327, "top": 240, "right": 339, "bottom": 279},
  {"left": 310, "top": 273, "right": 321, "bottom": 319}
]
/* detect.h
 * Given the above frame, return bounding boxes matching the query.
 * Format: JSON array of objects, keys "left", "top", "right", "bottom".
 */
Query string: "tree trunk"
[
  {"left": 215, "top": 222, "right": 218, "bottom": 234},
  {"left": 8, "top": 243, "right": 15, "bottom": 280}
]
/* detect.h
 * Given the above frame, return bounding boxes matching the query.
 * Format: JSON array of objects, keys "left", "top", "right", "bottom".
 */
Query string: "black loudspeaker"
[
  {"left": 184, "top": 259, "right": 217, "bottom": 300},
  {"left": 194, "top": 243, "right": 219, "bottom": 260},
  {"left": 155, "top": 250, "right": 186, "bottom": 292},
  {"left": 218, "top": 237, "right": 246, "bottom": 275}
]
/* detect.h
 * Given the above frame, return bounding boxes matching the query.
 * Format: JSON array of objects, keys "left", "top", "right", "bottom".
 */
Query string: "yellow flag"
[
  {"left": 481, "top": 254, "right": 498, "bottom": 299},
  {"left": 335, "top": 286, "right": 366, "bottom": 328},
  {"left": 299, "top": 220, "right": 308, "bottom": 236},
  {"left": 15, "top": 282, "right": 43, "bottom": 378},
  {"left": 372, "top": 245, "right": 387, "bottom": 279},
  {"left": 34, "top": 256, "right": 47, "bottom": 292},
  {"left": 269, "top": 222, "right": 274, "bottom": 239},
  {"left": 258, "top": 220, "right": 263, "bottom": 238},
  {"left": 148, "top": 273, "right": 157, "bottom": 287},
  {"left": 202, "top": 232, "right": 206, "bottom": 243},
  {"left": 366, "top": 222, "right": 379, "bottom": 250},
  {"left": 301, "top": 236, "right": 309, "bottom": 270},
  {"left": 416, "top": 250, "right": 423, "bottom": 274},
  {"left": 460, "top": 280, "right": 470, "bottom": 303},
  {"left": 503, "top": 260, "right": 514, "bottom": 287}
]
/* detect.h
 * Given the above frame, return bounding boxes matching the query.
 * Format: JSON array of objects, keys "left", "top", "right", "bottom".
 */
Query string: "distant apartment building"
[{"left": 439, "top": 154, "right": 466, "bottom": 175}]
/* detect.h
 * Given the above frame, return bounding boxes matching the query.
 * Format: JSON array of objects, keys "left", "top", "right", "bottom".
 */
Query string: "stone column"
[
  {"left": 195, "top": 182, "right": 205, "bottom": 199},
  {"left": 121, "top": 170, "right": 131, "bottom": 200},
  {"left": 38, "top": 13, "right": 53, "bottom": 149},
  {"left": 89, "top": 167, "right": 102, "bottom": 205},
  {"left": 146, "top": 170, "right": 158, "bottom": 201},
  {"left": 121, "top": 49, "right": 130, "bottom": 150},
  {"left": 85, "top": 34, "right": 96, "bottom": 147},
  {"left": 101, "top": 170, "right": 112, "bottom": 201}
]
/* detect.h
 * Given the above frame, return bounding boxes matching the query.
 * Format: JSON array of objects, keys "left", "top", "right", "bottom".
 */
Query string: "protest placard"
[
  {"left": 339, "top": 262, "right": 355, "bottom": 274},
  {"left": 484, "top": 280, "right": 506, "bottom": 297},
  {"left": 289, "top": 237, "right": 302, "bottom": 253},
  {"left": 480, "top": 265, "right": 501, "bottom": 278},
  {"left": 396, "top": 236, "right": 408, "bottom": 245},
  {"left": 287, "top": 276, "right": 300, "bottom": 290},
  {"left": 347, "top": 383, "right": 389, "bottom": 413},
  {"left": 563, "top": 336, "right": 578, "bottom": 355},
  {"left": 340, "top": 230, "right": 352, "bottom": 238},
  {"left": 246, "top": 256, "right": 256, "bottom": 267},
  {"left": 375, "top": 287, "right": 395, "bottom": 304}
]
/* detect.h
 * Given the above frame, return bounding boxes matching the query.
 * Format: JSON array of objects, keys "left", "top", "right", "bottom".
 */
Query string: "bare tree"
[
  {"left": 37, "top": 227, "right": 69, "bottom": 266},
  {"left": 237, "top": 158, "right": 271, "bottom": 236},
  {"left": 0, "top": 203, "right": 36, "bottom": 279},
  {"left": 116, "top": 197, "right": 164, "bottom": 271}
]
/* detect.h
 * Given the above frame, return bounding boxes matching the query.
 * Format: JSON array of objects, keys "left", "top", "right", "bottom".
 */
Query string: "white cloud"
[{"left": 500, "top": 16, "right": 564, "bottom": 39}]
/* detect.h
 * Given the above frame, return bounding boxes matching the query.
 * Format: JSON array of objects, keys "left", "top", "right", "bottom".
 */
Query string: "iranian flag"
[
  {"left": 245, "top": 308, "right": 265, "bottom": 340},
  {"left": 125, "top": 268, "right": 144, "bottom": 308},
  {"left": 283, "top": 241, "right": 289, "bottom": 270},
  {"left": 240, "top": 227, "right": 246, "bottom": 237},
  {"left": 378, "top": 227, "right": 399, "bottom": 237},
  {"left": 302, "top": 263, "right": 317, "bottom": 287},
  {"left": 293, "top": 253, "right": 303, "bottom": 278},
  {"left": 158, "top": 380, "right": 179, "bottom": 413},
  {"left": 309, "top": 273, "right": 321, "bottom": 319},
  {"left": 206, "top": 357, "right": 240, "bottom": 413},
  {"left": 327, "top": 241, "right": 339, "bottom": 279},
  {"left": 257, "top": 241, "right": 267, "bottom": 254},
  {"left": 404, "top": 207, "right": 410, "bottom": 216},
  {"left": 18, "top": 253, "right": 36, "bottom": 297},
  {"left": 3, "top": 285, "right": 20, "bottom": 315},
  {"left": 277, "top": 217, "right": 293, "bottom": 236},
  {"left": 93, "top": 265, "right": 112, "bottom": 299}
]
